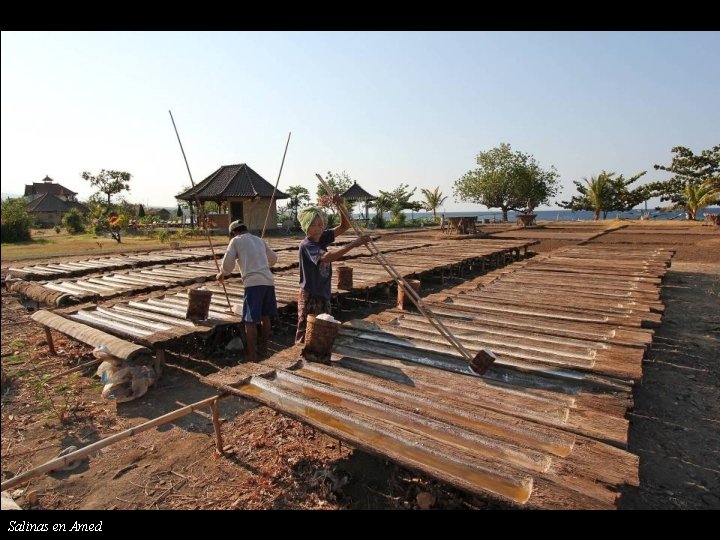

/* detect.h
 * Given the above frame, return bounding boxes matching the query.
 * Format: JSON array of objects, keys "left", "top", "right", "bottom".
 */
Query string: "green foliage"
[
  {"left": 115, "top": 198, "right": 137, "bottom": 219},
  {"left": 392, "top": 212, "right": 407, "bottom": 226},
  {"left": 453, "top": 143, "right": 560, "bottom": 221},
  {"left": 84, "top": 193, "right": 107, "bottom": 219},
  {"left": 644, "top": 145, "right": 720, "bottom": 213},
  {"left": 81, "top": 169, "right": 132, "bottom": 209},
  {"left": 54, "top": 225, "right": 61, "bottom": 234},
  {"left": 316, "top": 171, "right": 354, "bottom": 200},
  {"left": 1, "top": 198, "right": 33, "bottom": 243},
  {"left": 316, "top": 171, "right": 355, "bottom": 215},
  {"left": 90, "top": 212, "right": 129, "bottom": 243},
  {"left": 62, "top": 208, "right": 86, "bottom": 234},
  {"left": 379, "top": 183, "right": 417, "bottom": 222},
  {"left": 286, "top": 185, "right": 311, "bottom": 225},
  {"left": 156, "top": 229, "right": 169, "bottom": 243},
  {"left": 420, "top": 187, "right": 448, "bottom": 219},
  {"left": 176, "top": 204, "right": 183, "bottom": 218},
  {"left": 138, "top": 204, "right": 146, "bottom": 218},
  {"left": 679, "top": 179, "right": 720, "bottom": 220},
  {"left": 371, "top": 213, "right": 386, "bottom": 228},
  {"left": 561, "top": 170, "right": 648, "bottom": 220}
]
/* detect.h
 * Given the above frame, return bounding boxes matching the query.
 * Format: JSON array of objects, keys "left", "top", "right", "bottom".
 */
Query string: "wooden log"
[{"left": 7, "top": 280, "right": 76, "bottom": 307}]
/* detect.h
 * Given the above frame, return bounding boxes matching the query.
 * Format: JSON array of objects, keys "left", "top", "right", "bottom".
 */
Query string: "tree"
[
  {"left": 138, "top": 204, "right": 146, "bottom": 218},
  {"left": 379, "top": 183, "right": 417, "bottom": 224},
  {"left": 676, "top": 179, "right": 719, "bottom": 220},
  {"left": 561, "top": 170, "right": 647, "bottom": 220},
  {"left": 1, "top": 198, "right": 33, "bottom": 243},
  {"left": 176, "top": 185, "right": 195, "bottom": 228},
  {"left": 453, "top": 143, "right": 559, "bottom": 221},
  {"left": 369, "top": 193, "right": 391, "bottom": 228},
  {"left": 644, "top": 145, "right": 720, "bottom": 217},
  {"left": 81, "top": 169, "right": 131, "bottom": 210},
  {"left": 286, "top": 185, "right": 311, "bottom": 226},
  {"left": 316, "top": 171, "right": 355, "bottom": 214},
  {"left": 62, "top": 208, "right": 86, "bottom": 234},
  {"left": 420, "top": 187, "right": 448, "bottom": 221}
]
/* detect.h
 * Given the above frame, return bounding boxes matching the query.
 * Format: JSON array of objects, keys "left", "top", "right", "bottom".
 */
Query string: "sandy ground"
[{"left": 1, "top": 222, "right": 718, "bottom": 511}]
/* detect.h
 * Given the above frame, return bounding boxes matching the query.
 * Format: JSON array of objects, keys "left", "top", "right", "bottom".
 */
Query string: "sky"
[{"left": 2, "top": 31, "right": 718, "bottom": 212}]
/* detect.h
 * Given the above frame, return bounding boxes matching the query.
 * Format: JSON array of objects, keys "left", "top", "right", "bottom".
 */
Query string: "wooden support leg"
[
  {"left": 44, "top": 326, "right": 57, "bottom": 356},
  {"left": 153, "top": 348, "right": 165, "bottom": 381},
  {"left": 211, "top": 399, "right": 224, "bottom": 456}
]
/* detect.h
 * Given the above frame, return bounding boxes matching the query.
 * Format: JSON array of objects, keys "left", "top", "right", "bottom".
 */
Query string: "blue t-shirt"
[{"left": 298, "top": 229, "right": 335, "bottom": 299}]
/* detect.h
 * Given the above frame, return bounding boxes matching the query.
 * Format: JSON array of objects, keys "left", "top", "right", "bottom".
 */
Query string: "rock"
[
  {"left": 417, "top": 491, "right": 435, "bottom": 510},
  {"left": 1, "top": 491, "right": 22, "bottom": 510},
  {"left": 225, "top": 337, "right": 244, "bottom": 351}
]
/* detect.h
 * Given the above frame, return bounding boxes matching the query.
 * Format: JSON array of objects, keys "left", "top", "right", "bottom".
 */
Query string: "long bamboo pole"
[
  {"left": 261, "top": 132, "right": 292, "bottom": 239},
  {"left": 0, "top": 394, "right": 228, "bottom": 492},
  {"left": 314, "top": 173, "right": 479, "bottom": 366},
  {"left": 169, "top": 110, "right": 231, "bottom": 308}
]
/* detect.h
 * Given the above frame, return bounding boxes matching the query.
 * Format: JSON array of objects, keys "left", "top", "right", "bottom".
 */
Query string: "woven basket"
[
  {"left": 304, "top": 315, "right": 340, "bottom": 361},
  {"left": 186, "top": 289, "right": 213, "bottom": 321},
  {"left": 396, "top": 279, "right": 421, "bottom": 311},
  {"left": 336, "top": 265, "right": 354, "bottom": 290}
]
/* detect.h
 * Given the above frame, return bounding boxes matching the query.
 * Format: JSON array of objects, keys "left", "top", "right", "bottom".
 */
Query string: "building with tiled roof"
[
  {"left": 176, "top": 164, "right": 288, "bottom": 232},
  {"left": 24, "top": 193, "right": 89, "bottom": 227},
  {"left": 24, "top": 175, "right": 78, "bottom": 200},
  {"left": 22, "top": 176, "right": 87, "bottom": 227}
]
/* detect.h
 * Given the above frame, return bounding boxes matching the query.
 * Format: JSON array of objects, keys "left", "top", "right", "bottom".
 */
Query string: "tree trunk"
[
  {"left": 501, "top": 207, "right": 509, "bottom": 222},
  {"left": 593, "top": 210, "right": 600, "bottom": 221}
]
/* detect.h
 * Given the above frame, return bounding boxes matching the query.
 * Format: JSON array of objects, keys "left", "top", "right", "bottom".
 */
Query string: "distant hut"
[
  {"left": 23, "top": 176, "right": 88, "bottom": 227},
  {"left": 340, "top": 182, "right": 377, "bottom": 221},
  {"left": 176, "top": 164, "right": 288, "bottom": 232}
]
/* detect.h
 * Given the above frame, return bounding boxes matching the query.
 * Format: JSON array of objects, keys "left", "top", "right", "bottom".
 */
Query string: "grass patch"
[{"left": 2, "top": 229, "right": 225, "bottom": 261}]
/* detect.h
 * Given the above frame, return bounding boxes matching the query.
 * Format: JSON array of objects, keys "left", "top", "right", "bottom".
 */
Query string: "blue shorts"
[{"left": 242, "top": 285, "right": 278, "bottom": 323}]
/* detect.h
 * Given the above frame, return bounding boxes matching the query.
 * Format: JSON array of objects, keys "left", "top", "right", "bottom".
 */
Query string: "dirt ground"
[{"left": 1, "top": 222, "right": 718, "bottom": 511}]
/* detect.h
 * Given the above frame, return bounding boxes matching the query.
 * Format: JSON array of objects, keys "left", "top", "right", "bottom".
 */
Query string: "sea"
[{"left": 357, "top": 207, "right": 720, "bottom": 222}]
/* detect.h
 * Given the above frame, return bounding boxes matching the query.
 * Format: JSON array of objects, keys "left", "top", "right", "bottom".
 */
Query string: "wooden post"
[
  {"left": 43, "top": 326, "right": 56, "bottom": 356},
  {"left": 153, "top": 348, "right": 165, "bottom": 381},
  {"left": 210, "top": 399, "right": 224, "bottom": 456}
]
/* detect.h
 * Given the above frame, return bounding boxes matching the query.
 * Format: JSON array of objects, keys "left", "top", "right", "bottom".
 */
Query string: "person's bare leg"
[
  {"left": 244, "top": 322, "right": 257, "bottom": 363},
  {"left": 259, "top": 316, "right": 271, "bottom": 356}
]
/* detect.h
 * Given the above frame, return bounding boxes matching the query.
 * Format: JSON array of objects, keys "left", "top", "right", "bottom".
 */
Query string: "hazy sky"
[{"left": 2, "top": 31, "right": 718, "bottom": 211}]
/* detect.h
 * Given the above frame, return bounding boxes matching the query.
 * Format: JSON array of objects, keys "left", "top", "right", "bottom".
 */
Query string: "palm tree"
[
  {"left": 681, "top": 179, "right": 720, "bottom": 220},
  {"left": 583, "top": 172, "right": 614, "bottom": 220},
  {"left": 420, "top": 186, "right": 448, "bottom": 221}
]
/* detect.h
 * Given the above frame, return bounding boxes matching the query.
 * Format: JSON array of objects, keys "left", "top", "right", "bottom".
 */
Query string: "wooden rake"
[{"left": 315, "top": 173, "right": 496, "bottom": 375}]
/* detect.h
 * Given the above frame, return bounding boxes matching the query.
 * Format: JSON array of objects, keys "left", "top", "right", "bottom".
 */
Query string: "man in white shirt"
[{"left": 217, "top": 221, "right": 278, "bottom": 362}]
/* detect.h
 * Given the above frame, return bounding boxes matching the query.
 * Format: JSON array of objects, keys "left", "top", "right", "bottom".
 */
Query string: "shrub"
[
  {"left": 1, "top": 198, "right": 32, "bottom": 243},
  {"left": 62, "top": 208, "right": 86, "bottom": 234},
  {"left": 371, "top": 213, "right": 386, "bottom": 228}
]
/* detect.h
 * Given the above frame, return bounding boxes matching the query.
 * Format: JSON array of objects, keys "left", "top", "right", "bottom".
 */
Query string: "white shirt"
[{"left": 220, "top": 232, "right": 278, "bottom": 287}]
